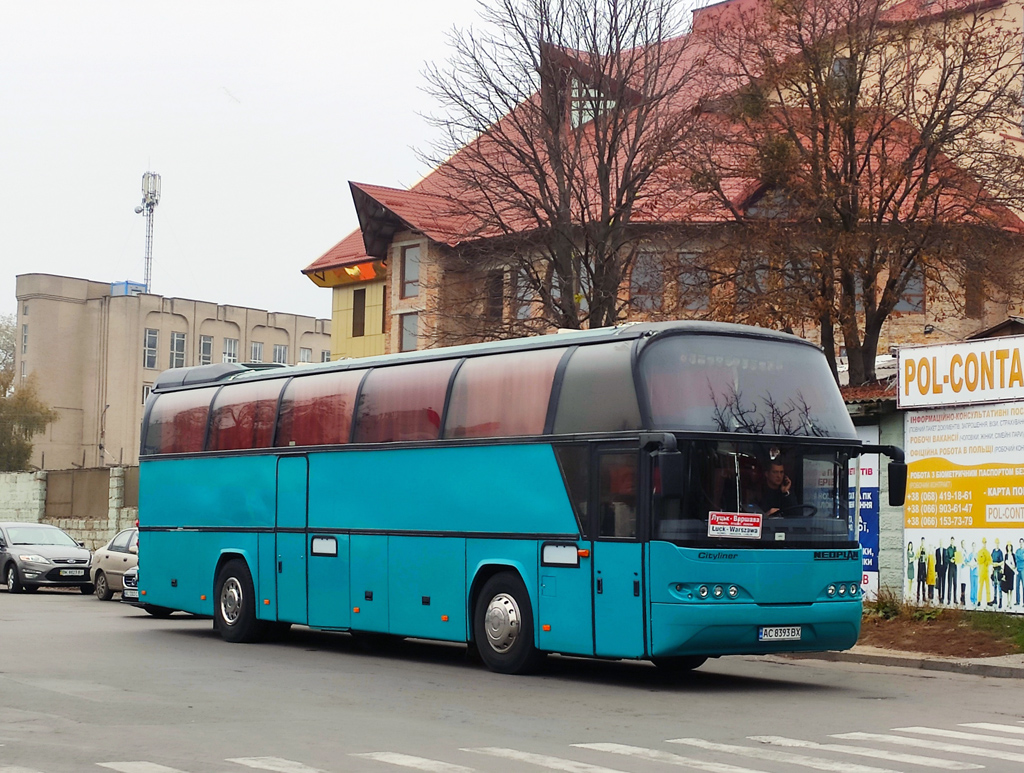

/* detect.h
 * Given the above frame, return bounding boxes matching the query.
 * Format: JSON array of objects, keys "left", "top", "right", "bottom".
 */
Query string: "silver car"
[
  {"left": 90, "top": 527, "right": 139, "bottom": 600},
  {"left": 0, "top": 522, "right": 94, "bottom": 594}
]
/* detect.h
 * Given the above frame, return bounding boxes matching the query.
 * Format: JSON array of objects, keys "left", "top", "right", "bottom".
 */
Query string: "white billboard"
[{"left": 898, "top": 336, "right": 1024, "bottom": 409}]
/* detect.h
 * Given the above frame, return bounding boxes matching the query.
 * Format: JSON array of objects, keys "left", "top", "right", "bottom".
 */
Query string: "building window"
[
  {"left": 895, "top": 271, "right": 925, "bottom": 313},
  {"left": 352, "top": 288, "right": 366, "bottom": 337},
  {"left": 142, "top": 385, "right": 152, "bottom": 405},
  {"left": 144, "top": 329, "right": 159, "bottom": 370},
  {"left": 250, "top": 341, "right": 264, "bottom": 363},
  {"left": 677, "top": 254, "right": 709, "bottom": 312},
  {"left": 22, "top": 303, "right": 28, "bottom": 316},
  {"left": 965, "top": 269, "right": 984, "bottom": 319},
  {"left": 321, "top": 350, "right": 331, "bottom": 363},
  {"left": 170, "top": 332, "right": 186, "bottom": 369},
  {"left": 630, "top": 252, "right": 663, "bottom": 313},
  {"left": 20, "top": 361, "right": 26, "bottom": 382},
  {"left": 223, "top": 338, "right": 239, "bottom": 364},
  {"left": 571, "top": 79, "right": 616, "bottom": 129},
  {"left": 273, "top": 344, "right": 288, "bottom": 364},
  {"left": 400, "top": 312, "right": 419, "bottom": 352},
  {"left": 199, "top": 335, "right": 214, "bottom": 366},
  {"left": 401, "top": 245, "right": 420, "bottom": 298},
  {"left": 484, "top": 270, "right": 504, "bottom": 322},
  {"left": 21, "top": 324, "right": 28, "bottom": 355},
  {"left": 299, "top": 347, "right": 312, "bottom": 363}
]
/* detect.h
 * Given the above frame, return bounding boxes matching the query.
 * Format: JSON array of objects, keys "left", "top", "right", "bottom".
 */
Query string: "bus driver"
[{"left": 760, "top": 460, "right": 793, "bottom": 516}]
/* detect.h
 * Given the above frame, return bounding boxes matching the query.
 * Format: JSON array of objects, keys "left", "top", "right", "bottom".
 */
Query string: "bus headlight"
[
  {"left": 713, "top": 585, "right": 724, "bottom": 598},
  {"left": 727, "top": 585, "right": 739, "bottom": 599},
  {"left": 827, "top": 584, "right": 837, "bottom": 597},
  {"left": 849, "top": 583, "right": 859, "bottom": 596},
  {"left": 698, "top": 585, "right": 709, "bottom": 598},
  {"left": 838, "top": 584, "right": 847, "bottom": 596}
]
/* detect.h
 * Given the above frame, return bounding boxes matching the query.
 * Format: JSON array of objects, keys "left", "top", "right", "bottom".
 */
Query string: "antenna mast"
[{"left": 134, "top": 172, "right": 161, "bottom": 292}]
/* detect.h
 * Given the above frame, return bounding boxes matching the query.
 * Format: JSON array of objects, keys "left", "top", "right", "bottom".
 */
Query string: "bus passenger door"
[
  {"left": 276, "top": 455, "right": 308, "bottom": 625},
  {"left": 592, "top": 449, "right": 645, "bottom": 658}
]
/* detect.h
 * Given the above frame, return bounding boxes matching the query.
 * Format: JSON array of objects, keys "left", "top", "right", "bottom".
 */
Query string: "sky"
[{"left": 0, "top": 0, "right": 486, "bottom": 320}]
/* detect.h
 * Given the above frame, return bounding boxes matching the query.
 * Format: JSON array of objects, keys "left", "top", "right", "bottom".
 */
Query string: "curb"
[{"left": 775, "top": 650, "right": 1024, "bottom": 679}]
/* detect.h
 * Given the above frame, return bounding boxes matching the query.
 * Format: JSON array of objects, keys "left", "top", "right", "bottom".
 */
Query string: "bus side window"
[
  {"left": 598, "top": 453, "right": 637, "bottom": 538},
  {"left": 554, "top": 445, "right": 590, "bottom": 539}
]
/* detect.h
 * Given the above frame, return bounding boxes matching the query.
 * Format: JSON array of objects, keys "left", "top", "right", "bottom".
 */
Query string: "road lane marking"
[
  {"left": 834, "top": 732, "right": 1024, "bottom": 764},
  {"left": 97, "top": 765, "right": 189, "bottom": 773},
  {"left": 574, "top": 742, "right": 769, "bottom": 772},
  {"left": 667, "top": 738, "right": 901, "bottom": 773},
  {"left": 748, "top": 736, "right": 983, "bottom": 770},
  {"left": 962, "top": 722, "right": 1024, "bottom": 735},
  {"left": 226, "top": 758, "right": 325, "bottom": 773},
  {"left": 461, "top": 747, "right": 630, "bottom": 772},
  {"left": 1, "top": 767, "right": 47, "bottom": 773},
  {"left": 893, "top": 726, "right": 1024, "bottom": 748},
  {"left": 351, "top": 752, "right": 476, "bottom": 772}
]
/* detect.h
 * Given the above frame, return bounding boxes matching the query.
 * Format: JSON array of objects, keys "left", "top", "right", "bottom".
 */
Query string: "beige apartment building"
[{"left": 14, "top": 274, "right": 331, "bottom": 470}]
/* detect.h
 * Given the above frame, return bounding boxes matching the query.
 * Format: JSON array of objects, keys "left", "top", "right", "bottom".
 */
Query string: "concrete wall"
[{"left": 0, "top": 467, "right": 137, "bottom": 550}]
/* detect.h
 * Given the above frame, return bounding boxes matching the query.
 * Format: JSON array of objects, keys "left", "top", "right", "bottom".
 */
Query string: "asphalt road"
[{"left": 2, "top": 590, "right": 1023, "bottom": 773}]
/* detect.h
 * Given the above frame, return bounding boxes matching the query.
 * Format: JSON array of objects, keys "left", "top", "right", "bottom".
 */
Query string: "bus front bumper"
[{"left": 649, "top": 600, "right": 861, "bottom": 657}]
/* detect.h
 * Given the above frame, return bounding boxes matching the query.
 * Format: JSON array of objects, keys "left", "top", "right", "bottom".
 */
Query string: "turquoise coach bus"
[{"left": 137, "top": 321, "right": 905, "bottom": 674}]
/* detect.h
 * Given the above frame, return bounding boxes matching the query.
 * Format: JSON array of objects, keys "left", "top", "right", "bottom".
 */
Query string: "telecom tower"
[{"left": 134, "top": 172, "right": 161, "bottom": 292}]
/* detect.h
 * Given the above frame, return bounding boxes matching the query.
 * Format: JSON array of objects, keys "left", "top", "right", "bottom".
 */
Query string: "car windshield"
[
  {"left": 6, "top": 526, "right": 79, "bottom": 547},
  {"left": 654, "top": 440, "right": 857, "bottom": 549}
]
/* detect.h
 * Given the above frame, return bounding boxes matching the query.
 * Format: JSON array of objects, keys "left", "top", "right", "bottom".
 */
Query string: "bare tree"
[
  {"left": 421, "top": 0, "right": 704, "bottom": 343},
  {"left": 682, "top": 0, "right": 1024, "bottom": 384}
]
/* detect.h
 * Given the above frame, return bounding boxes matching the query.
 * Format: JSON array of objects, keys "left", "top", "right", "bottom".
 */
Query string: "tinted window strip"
[{"left": 544, "top": 346, "right": 577, "bottom": 435}]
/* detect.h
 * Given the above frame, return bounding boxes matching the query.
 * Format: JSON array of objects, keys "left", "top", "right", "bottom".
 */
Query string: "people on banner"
[{"left": 904, "top": 535, "right": 1024, "bottom": 612}]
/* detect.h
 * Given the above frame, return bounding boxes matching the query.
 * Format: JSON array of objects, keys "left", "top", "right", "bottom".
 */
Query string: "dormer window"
[{"left": 571, "top": 79, "right": 616, "bottom": 128}]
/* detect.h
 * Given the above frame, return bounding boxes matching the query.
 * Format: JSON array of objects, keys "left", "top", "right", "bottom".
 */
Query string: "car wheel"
[
  {"left": 143, "top": 604, "right": 174, "bottom": 618},
  {"left": 80, "top": 583, "right": 95, "bottom": 595},
  {"left": 23, "top": 584, "right": 39, "bottom": 593},
  {"left": 94, "top": 571, "right": 113, "bottom": 601},
  {"left": 5, "top": 564, "right": 23, "bottom": 593},
  {"left": 213, "top": 558, "right": 268, "bottom": 643},
  {"left": 473, "top": 571, "right": 545, "bottom": 674}
]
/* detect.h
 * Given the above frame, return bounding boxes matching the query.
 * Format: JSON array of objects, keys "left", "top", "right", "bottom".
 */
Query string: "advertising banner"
[
  {"left": 898, "top": 335, "right": 1024, "bottom": 409},
  {"left": 904, "top": 401, "right": 1024, "bottom": 612},
  {"left": 850, "top": 426, "right": 879, "bottom": 600}
]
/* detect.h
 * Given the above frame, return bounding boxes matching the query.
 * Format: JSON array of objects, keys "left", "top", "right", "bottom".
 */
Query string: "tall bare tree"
[
  {"left": 682, "top": 0, "right": 1024, "bottom": 384},
  {"left": 422, "top": 0, "right": 704, "bottom": 342}
]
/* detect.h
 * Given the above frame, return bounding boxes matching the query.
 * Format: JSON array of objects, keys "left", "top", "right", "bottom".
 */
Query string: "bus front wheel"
[
  {"left": 214, "top": 559, "right": 267, "bottom": 643},
  {"left": 473, "top": 572, "right": 544, "bottom": 675},
  {"left": 653, "top": 656, "right": 707, "bottom": 673}
]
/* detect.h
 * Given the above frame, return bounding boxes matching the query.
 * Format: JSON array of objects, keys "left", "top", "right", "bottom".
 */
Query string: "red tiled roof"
[
  {"left": 841, "top": 381, "right": 898, "bottom": 404},
  {"left": 303, "top": 230, "right": 369, "bottom": 274}
]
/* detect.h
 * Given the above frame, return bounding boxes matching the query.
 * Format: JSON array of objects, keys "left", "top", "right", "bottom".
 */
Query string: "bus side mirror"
[
  {"left": 655, "top": 451, "right": 687, "bottom": 500},
  {"left": 888, "top": 462, "right": 907, "bottom": 507}
]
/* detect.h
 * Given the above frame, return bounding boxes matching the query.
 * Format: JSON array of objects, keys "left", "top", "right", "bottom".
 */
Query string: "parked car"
[
  {"left": 90, "top": 527, "right": 139, "bottom": 600},
  {"left": 120, "top": 565, "right": 174, "bottom": 617},
  {"left": 0, "top": 522, "right": 94, "bottom": 594}
]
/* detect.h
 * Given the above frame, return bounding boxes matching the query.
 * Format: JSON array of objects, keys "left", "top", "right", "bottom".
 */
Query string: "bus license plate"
[
  {"left": 59, "top": 569, "right": 85, "bottom": 577},
  {"left": 759, "top": 625, "right": 801, "bottom": 641}
]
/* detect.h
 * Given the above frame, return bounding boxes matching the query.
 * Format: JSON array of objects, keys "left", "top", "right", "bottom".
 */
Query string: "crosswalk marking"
[
  {"left": 97, "top": 764, "right": 189, "bottom": 773},
  {"left": 962, "top": 722, "right": 1024, "bottom": 735},
  {"left": 667, "top": 738, "right": 902, "bottom": 773},
  {"left": 226, "top": 758, "right": 325, "bottom": 773},
  {"left": 834, "top": 732, "right": 1024, "bottom": 764},
  {"left": 574, "top": 742, "right": 769, "bottom": 772},
  {"left": 893, "top": 726, "right": 1024, "bottom": 748},
  {"left": 461, "top": 747, "right": 630, "bottom": 773},
  {"left": 351, "top": 752, "right": 477, "bottom": 773},
  {"left": 748, "top": 736, "right": 983, "bottom": 770}
]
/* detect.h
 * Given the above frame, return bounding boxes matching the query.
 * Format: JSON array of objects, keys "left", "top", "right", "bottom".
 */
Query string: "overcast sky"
[{"left": 0, "top": 0, "right": 486, "bottom": 319}]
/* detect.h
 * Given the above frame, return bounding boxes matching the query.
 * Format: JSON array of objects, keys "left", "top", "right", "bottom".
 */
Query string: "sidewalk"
[{"left": 778, "top": 644, "right": 1024, "bottom": 679}]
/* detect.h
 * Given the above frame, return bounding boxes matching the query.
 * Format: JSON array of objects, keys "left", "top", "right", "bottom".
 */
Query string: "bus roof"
[{"left": 152, "top": 320, "right": 817, "bottom": 393}]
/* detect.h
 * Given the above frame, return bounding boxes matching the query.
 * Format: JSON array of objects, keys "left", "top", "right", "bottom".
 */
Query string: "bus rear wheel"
[
  {"left": 214, "top": 559, "right": 267, "bottom": 643},
  {"left": 473, "top": 572, "right": 544, "bottom": 675}
]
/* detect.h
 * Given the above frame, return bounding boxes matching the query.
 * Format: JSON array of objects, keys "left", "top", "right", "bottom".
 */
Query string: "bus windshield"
[
  {"left": 655, "top": 440, "right": 856, "bottom": 549},
  {"left": 639, "top": 334, "right": 856, "bottom": 438}
]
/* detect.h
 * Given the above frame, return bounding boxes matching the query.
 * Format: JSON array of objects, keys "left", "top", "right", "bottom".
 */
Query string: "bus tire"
[
  {"left": 652, "top": 656, "right": 707, "bottom": 673},
  {"left": 214, "top": 559, "right": 267, "bottom": 643},
  {"left": 473, "top": 572, "right": 544, "bottom": 675}
]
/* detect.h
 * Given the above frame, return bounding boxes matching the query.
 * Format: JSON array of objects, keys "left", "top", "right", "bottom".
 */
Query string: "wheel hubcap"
[
  {"left": 220, "top": 577, "right": 243, "bottom": 625},
  {"left": 484, "top": 592, "right": 521, "bottom": 653},
  {"left": 7, "top": 569, "right": 13, "bottom": 590}
]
